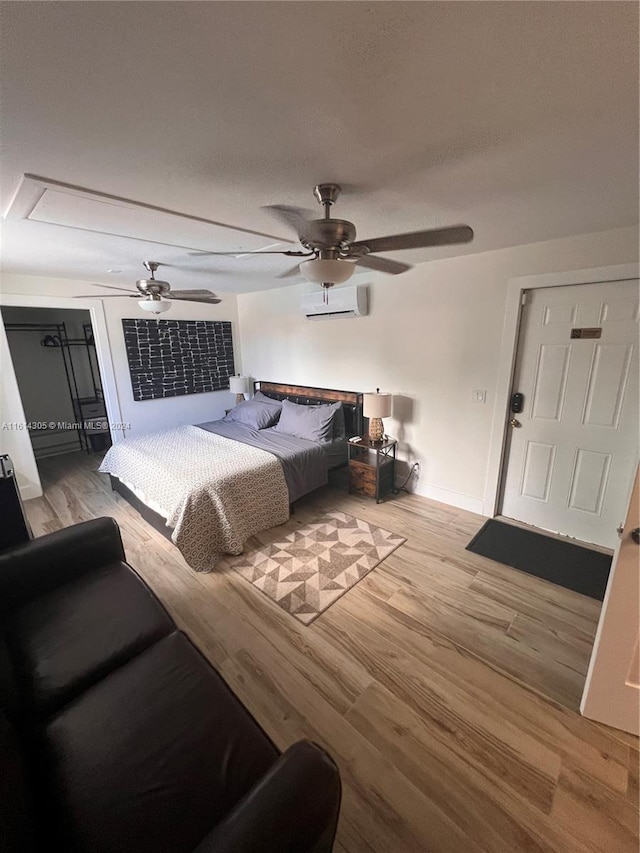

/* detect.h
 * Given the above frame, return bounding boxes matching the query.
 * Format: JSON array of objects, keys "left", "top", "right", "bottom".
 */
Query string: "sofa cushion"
[
  {"left": 39, "top": 631, "right": 279, "bottom": 853},
  {"left": 5, "top": 561, "right": 173, "bottom": 721},
  {"left": 0, "top": 711, "right": 37, "bottom": 852}
]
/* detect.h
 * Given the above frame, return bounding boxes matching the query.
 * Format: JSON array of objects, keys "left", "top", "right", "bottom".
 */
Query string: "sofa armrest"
[
  {"left": 193, "top": 740, "right": 341, "bottom": 853},
  {"left": 0, "top": 517, "right": 125, "bottom": 610}
]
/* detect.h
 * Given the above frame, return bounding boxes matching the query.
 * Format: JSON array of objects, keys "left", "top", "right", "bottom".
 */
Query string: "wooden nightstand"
[{"left": 348, "top": 436, "right": 397, "bottom": 503}]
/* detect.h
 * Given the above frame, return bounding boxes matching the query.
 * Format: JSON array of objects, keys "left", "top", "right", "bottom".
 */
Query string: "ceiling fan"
[
  {"left": 75, "top": 261, "right": 222, "bottom": 314},
  {"left": 190, "top": 183, "right": 474, "bottom": 288}
]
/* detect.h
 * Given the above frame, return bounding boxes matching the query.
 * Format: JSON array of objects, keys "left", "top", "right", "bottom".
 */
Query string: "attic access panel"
[
  {"left": 6, "top": 175, "right": 291, "bottom": 254},
  {"left": 122, "top": 319, "right": 235, "bottom": 401}
]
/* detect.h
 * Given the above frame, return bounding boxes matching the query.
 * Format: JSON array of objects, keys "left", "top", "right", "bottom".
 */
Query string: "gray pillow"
[
  {"left": 223, "top": 398, "right": 281, "bottom": 429},
  {"left": 274, "top": 399, "right": 339, "bottom": 443},
  {"left": 332, "top": 402, "right": 346, "bottom": 441},
  {"left": 253, "top": 390, "right": 283, "bottom": 410}
]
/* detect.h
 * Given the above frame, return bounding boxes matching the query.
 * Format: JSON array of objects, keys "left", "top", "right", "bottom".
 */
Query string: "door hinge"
[
  {"left": 521, "top": 291, "right": 528, "bottom": 306},
  {"left": 616, "top": 523, "right": 624, "bottom": 538}
]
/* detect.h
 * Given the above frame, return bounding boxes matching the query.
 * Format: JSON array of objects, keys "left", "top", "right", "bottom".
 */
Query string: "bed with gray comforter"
[{"left": 99, "top": 409, "right": 347, "bottom": 572}]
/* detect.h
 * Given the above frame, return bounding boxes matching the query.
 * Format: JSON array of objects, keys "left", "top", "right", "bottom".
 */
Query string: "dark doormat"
[{"left": 466, "top": 519, "right": 612, "bottom": 601}]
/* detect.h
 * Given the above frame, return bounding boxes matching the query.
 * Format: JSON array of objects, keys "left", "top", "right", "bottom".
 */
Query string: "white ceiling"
[{"left": 0, "top": 1, "right": 637, "bottom": 294}]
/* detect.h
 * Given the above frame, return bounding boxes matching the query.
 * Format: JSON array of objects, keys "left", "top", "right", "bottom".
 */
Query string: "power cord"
[{"left": 394, "top": 462, "right": 420, "bottom": 495}]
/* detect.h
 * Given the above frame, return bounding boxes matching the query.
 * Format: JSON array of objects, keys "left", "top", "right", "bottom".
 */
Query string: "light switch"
[{"left": 472, "top": 390, "right": 486, "bottom": 403}]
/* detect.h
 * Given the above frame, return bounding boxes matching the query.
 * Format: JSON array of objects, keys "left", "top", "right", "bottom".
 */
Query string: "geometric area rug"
[{"left": 218, "top": 510, "right": 406, "bottom": 625}]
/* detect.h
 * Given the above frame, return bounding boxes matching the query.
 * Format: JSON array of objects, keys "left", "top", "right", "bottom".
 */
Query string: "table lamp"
[
  {"left": 363, "top": 389, "right": 392, "bottom": 442},
  {"left": 229, "top": 375, "right": 249, "bottom": 404}
]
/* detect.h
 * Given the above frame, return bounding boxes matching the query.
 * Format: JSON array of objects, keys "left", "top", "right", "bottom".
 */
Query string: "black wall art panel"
[{"left": 122, "top": 319, "right": 235, "bottom": 401}]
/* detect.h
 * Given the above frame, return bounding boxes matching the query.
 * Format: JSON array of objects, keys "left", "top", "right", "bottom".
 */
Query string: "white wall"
[
  {"left": 94, "top": 294, "right": 242, "bottom": 437},
  {"left": 237, "top": 226, "right": 639, "bottom": 513},
  {"left": 0, "top": 273, "right": 242, "bottom": 438}
]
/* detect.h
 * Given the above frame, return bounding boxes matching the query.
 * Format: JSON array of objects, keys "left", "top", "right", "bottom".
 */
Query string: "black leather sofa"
[{"left": 0, "top": 518, "right": 341, "bottom": 853}]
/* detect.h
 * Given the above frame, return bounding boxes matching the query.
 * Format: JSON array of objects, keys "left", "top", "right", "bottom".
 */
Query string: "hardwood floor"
[{"left": 25, "top": 452, "right": 639, "bottom": 852}]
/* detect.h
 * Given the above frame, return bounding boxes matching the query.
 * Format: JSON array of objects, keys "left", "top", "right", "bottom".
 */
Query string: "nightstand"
[{"left": 348, "top": 436, "right": 397, "bottom": 503}]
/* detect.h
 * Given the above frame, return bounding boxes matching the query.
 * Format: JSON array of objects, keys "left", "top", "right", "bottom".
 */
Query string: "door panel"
[
  {"left": 567, "top": 449, "right": 610, "bottom": 514},
  {"left": 542, "top": 302, "right": 578, "bottom": 325},
  {"left": 500, "top": 280, "right": 639, "bottom": 548},
  {"left": 530, "top": 344, "right": 571, "bottom": 420},
  {"left": 521, "top": 441, "right": 556, "bottom": 501},
  {"left": 581, "top": 467, "right": 640, "bottom": 735},
  {"left": 581, "top": 344, "right": 633, "bottom": 427}
]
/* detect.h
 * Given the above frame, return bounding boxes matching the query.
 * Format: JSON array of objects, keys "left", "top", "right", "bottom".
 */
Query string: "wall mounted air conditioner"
[{"left": 301, "top": 284, "right": 368, "bottom": 320}]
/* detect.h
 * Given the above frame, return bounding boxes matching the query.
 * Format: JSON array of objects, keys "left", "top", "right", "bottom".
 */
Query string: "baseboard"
[
  {"left": 409, "top": 480, "right": 486, "bottom": 515},
  {"left": 19, "top": 482, "right": 43, "bottom": 501}
]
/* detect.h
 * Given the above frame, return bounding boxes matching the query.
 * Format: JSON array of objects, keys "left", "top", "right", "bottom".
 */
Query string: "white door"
[
  {"left": 581, "top": 467, "right": 639, "bottom": 735},
  {"left": 500, "top": 279, "right": 639, "bottom": 549}
]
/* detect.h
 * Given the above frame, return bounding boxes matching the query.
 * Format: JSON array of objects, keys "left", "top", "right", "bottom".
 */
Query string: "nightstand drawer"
[{"left": 349, "top": 463, "right": 377, "bottom": 497}]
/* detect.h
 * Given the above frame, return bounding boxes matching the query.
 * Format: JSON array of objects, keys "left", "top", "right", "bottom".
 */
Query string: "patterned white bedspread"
[{"left": 99, "top": 426, "right": 289, "bottom": 572}]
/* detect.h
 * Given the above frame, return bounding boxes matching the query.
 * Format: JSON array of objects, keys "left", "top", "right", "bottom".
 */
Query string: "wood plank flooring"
[{"left": 24, "top": 452, "right": 639, "bottom": 853}]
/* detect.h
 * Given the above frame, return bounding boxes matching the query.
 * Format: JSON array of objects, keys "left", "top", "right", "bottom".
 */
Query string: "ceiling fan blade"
[
  {"left": 166, "top": 289, "right": 222, "bottom": 304},
  {"left": 260, "top": 205, "right": 314, "bottom": 238},
  {"left": 350, "top": 225, "right": 474, "bottom": 254},
  {"left": 84, "top": 282, "right": 134, "bottom": 293},
  {"left": 187, "top": 249, "right": 310, "bottom": 258},
  {"left": 350, "top": 255, "right": 412, "bottom": 275},
  {"left": 73, "top": 293, "right": 138, "bottom": 298},
  {"left": 276, "top": 263, "right": 304, "bottom": 279}
]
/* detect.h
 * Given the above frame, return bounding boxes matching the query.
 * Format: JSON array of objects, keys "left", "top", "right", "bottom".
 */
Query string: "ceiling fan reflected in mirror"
[
  {"left": 190, "top": 183, "right": 474, "bottom": 291},
  {"left": 75, "top": 261, "right": 222, "bottom": 314}
]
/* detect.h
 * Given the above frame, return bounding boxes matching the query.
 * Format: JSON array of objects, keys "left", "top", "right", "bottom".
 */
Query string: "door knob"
[
  {"left": 632, "top": 528, "right": 640, "bottom": 544},
  {"left": 509, "top": 418, "right": 521, "bottom": 428}
]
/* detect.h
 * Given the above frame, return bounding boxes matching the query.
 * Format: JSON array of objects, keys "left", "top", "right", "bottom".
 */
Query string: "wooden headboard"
[{"left": 254, "top": 381, "right": 363, "bottom": 438}]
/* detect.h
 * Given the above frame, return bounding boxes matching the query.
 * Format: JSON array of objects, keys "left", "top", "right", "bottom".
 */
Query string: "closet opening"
[{"left": 2, "top": 305, "right": 112, "bottom": 470}]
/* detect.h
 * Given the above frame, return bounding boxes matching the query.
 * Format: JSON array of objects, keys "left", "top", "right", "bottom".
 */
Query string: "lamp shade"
[
  {"left": 229, "top": 375, "right": 249, "bottom": 395},
  {"left": 299, "top": 258, "right": 354, "bottom": 285},
  {"left": 363, "top": 391, "right": 392, "bottom": 419},
  {"left": 139, "top": 298, "right": 171, "bottom": 314}
]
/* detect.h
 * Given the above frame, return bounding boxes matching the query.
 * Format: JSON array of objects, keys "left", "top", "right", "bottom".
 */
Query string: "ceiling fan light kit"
[
  {"left": 138, "top": 297, "right": 171, "bottom": 314},
  {"left": 299, "top": 257, "right": 354, "bottom": 286},
  {"left": 135, "top": 262, "right": 173, "bottom": 314}
]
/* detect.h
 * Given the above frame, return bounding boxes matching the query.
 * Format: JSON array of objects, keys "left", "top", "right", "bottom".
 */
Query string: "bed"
[{"left": 100, "top": 382, "right": 363, "bottom": 572}]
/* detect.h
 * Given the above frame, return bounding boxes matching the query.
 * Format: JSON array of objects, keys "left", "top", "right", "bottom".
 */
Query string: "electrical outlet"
[
  {"left": 413, "top": 461, "right": 421, "bottom": 479},
  {"left": 472, "top": 389, "right": 486, "bottom": 404}
]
